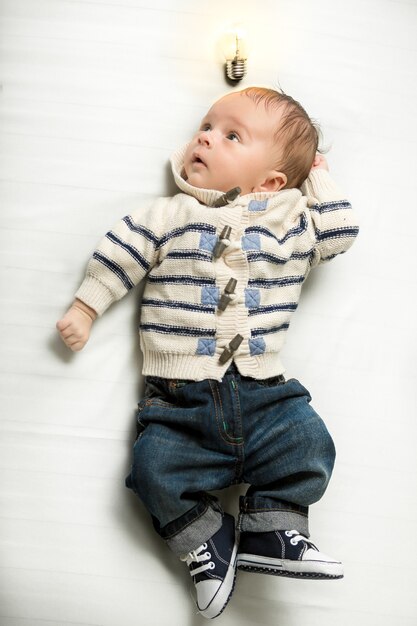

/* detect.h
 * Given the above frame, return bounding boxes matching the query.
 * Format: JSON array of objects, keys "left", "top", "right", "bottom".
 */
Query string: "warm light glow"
[
  {"left": 222, "top": 25, "right": 247, "bottom": 61},
  {"left": 221, "top": 24, "right": 247, "bottom": 82}
]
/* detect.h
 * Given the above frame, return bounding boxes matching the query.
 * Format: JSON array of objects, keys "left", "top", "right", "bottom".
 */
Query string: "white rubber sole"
[{"left": 237, "top": 553, "right": 344, "bottom": 580}]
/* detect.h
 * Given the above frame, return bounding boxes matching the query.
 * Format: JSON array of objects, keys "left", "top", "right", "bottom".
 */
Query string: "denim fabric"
[{"left": 125, "top": 363, "right": 336, "bottom": 556}]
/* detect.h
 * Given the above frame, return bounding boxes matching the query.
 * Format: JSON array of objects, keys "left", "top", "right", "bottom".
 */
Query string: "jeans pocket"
[
  {"left": 145, "top": 376, "right": 169, "bottom": 398},
  {"left": 256, "top": 374, "right": 286, "bottom": 388}
]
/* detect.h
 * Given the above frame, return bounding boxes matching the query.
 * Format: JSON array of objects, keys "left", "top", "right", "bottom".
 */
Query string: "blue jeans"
[{"left": 125, "top": 364, "right": 336, "bottom": 556}]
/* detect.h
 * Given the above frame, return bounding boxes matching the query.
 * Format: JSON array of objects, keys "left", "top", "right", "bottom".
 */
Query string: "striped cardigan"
[{"left": 75, "top": 144, "right": 359, "bottom": 381}]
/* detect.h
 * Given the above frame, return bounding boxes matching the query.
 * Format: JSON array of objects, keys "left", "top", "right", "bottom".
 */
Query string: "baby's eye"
[
  {"left": 227, "top": 132, "right": 240, "bottom": 142},
  {"left": 200, "top": 123, "right": 211, "bottom": 132}
]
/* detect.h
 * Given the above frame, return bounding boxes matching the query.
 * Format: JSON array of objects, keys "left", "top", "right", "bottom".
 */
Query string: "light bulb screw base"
[{"left": 225, "top": 57, "right": 247, "bottom": 82}]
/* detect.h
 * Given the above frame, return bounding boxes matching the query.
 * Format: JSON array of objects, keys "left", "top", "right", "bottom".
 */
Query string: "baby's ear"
[{"left": 257, "top": 171, "right": 287, "bottom": 192}]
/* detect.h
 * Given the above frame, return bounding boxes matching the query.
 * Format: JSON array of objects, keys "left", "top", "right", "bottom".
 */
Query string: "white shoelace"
[
  {"left": 181, "top": 542, "right": 215, "bottom": 578},
  {"left": 285, "top": 530, "right": 317, "bottom": 549}
]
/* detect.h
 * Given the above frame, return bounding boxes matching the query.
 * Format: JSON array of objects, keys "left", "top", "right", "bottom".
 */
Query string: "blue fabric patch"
[
  {"left": 200, "top": 232, "right": 217, "bottom": 253},
  {"left": 245, "top": 288, "right": 260, "bottom": 309},
  {"left": 248, "top": 199, "right": 268, "bottom": 212},
  {"left": 201, "top": 286, "right": 220, "bottom": 305},
  {"left": 249, "top": 337, "right": 266, "bottom": 356},
  {"left": 242, "top": 233, "right": 261, "bottom": 251},
  {"left": 197, "top": 338, "right": 216, "bottom": 356}
]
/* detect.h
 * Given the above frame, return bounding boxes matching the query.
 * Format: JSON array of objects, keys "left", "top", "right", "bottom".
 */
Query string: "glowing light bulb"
[{"left": 223, "top": 27, "right": 247, "bottom": 82}]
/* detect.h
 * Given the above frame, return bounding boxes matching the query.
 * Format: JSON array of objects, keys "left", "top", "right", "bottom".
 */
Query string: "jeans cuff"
[
  {"left": 237, "top": 496, "right": 309, "bottom": 537},
  {"left": 162, "top": 499, "right": 224, "bottom": 556}
]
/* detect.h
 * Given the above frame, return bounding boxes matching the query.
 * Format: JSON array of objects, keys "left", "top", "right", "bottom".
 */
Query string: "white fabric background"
[{"left": 1, "top": 1, "right": 416, "bottom": 624}]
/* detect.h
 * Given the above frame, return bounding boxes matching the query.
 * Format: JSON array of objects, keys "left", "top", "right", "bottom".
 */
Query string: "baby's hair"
[{"left": 238, "top": 86, "right": 322, "bottom": 189}]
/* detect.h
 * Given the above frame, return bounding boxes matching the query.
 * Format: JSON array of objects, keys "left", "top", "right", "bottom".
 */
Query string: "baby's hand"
[
  {"left": 56, "top": 300, "right": 97, "bottom": 352},
  {"left": 311, "top": 154, "right": 329, "bottom": 171}
]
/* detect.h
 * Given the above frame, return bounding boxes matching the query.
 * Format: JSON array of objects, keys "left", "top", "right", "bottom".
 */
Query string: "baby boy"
[{"left": 57, "top": 87, "right": 359, "bottom": 618}]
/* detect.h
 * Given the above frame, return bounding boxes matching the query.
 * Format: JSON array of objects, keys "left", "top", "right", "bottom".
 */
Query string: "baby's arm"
[
  {"left": 56, "top": 198, "right": 166, "bottom": 352},
  {"left": 56, "top": 299, "right": 97, "bottom": 352},
  {"left": 301, "top": 155, "right": 359, "bottom": 265}
]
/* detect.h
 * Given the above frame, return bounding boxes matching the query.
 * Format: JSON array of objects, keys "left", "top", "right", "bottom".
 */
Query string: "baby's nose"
[{"left": 198, "top": 131, "right": 213, "bottom": 147}]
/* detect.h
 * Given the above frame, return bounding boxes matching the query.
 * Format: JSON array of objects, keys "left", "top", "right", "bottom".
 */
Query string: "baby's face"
[{"left": 183, "top": 93, "right": 283, "bottom": 196}]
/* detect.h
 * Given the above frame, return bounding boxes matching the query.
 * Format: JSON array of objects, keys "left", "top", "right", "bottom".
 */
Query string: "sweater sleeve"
[
  {"left": 300, "top": 169, "right": 359, "bottom": 267},
  {"left": 75, "top": 198, "right": 166, "bottom": 316}
]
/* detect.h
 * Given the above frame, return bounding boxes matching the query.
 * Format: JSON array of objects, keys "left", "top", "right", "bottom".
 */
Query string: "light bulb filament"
[
  {"left": 223, "top": 26, "right": 248, "bottom": 82},
  {"left": 235, "top": 35, "right": 240, "bottom": 59}
]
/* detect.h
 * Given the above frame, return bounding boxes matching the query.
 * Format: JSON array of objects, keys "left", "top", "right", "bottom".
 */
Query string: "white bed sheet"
[{"left": 1, "top": 1, "right": 416, "bottom": 624}]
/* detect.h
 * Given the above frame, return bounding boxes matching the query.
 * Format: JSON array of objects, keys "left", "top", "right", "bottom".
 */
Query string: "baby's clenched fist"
[{"left": 56, "top": 300, "right": 97, "bottom": 352}]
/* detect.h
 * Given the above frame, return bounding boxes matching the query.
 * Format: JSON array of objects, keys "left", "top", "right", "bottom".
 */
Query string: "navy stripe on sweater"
[
  {"left": 245, "top": 214, "right": 307, "bottom": 244},
  {"left": 248, "top": 302, "right": 298, "bottom": 316},
  {"left": 158, "top": 223, "right": 216, "bottom": 248},
  {"left": 122, "top": 216, "right": 159, "bottom": 246},
  {"left": 247, "top": 249, "right": 312, "bottom": 264},
  {"left": 252, "top": 322, "right": 290, "bottom": 337},
  {"left": 142, "top": 298, "right": 215, "bottom": 314},
  {"left": 93, "top": 252, "right": 134, "bottom": 291},
  {"left": 106, "top": 231, "right": 150, "bottom": 271},
  {"left": 165, "top": 250, "right": 212, "bottom": 262},
  {"left": 248, "top": 275, "right": 305, "bottom": 289},
  {"left": 311, "top": 200, "right": 352, "bottom": 213},
  {"left": 147, "top": 274, "right": 215, "bottom": 286},
  {"left": 140, "top": 323, "right": 216, "bottom": 337},
  {"left": 316, "top": 225, "right": 359, "bottom": 242}
]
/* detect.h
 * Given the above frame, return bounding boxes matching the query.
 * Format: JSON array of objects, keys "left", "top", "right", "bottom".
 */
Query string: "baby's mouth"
[{"left": 192, "top": 154, "right": 206, "bottom": 166}]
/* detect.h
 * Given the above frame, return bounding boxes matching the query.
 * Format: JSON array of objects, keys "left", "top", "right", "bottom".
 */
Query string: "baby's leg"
[
  {"left": 236, "top": 375, "right": 342, "bottom": 578},
  {"left": 125, "top": 375, "right": 241, "bottom": 555},
  {"left": 125, "top": 375, "right": 241, "bottom": 616},
  {"left": 240, "top": 376, "right": 335, "bottom": 534}
]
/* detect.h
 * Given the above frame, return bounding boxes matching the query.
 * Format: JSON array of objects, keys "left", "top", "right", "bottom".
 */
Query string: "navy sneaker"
[
  {"left": 180, "top": 513, "right": 238, "bottom": 619},
  {"left": 237, "top": 529, "right": 343, "bottom": 580}
]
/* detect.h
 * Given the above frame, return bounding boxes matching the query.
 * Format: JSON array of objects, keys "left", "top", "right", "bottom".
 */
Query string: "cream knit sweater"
[{"left": 75, "top": 144, "right": 359, "bottom": 381}]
